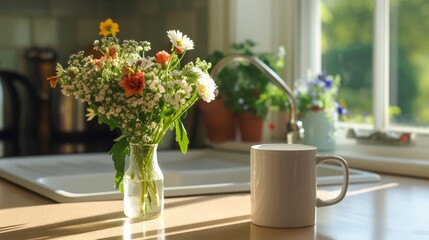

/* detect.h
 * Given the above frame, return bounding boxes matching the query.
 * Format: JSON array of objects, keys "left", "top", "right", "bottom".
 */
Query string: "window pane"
[
  {"left": 321, "top": 0, "right": 374, "bottom": 124},
  {"left": 390, "top": 0, "right": 429, "bottom": 129}
]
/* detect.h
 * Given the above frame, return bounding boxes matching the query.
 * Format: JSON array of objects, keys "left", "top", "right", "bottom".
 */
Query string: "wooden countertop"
[{"left": 1, "top": 174, "right": 429, "bottom": 240}]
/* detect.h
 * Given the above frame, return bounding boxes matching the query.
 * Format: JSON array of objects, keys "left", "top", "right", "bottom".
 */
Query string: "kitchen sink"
[{"left": 0, "top": 149, "right": 379, "bottom": 203}]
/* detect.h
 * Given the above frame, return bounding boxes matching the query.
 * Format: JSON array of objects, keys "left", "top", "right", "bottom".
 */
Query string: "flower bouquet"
[{"left": 48, "top": 18, "right": 217, "bottom": 218}]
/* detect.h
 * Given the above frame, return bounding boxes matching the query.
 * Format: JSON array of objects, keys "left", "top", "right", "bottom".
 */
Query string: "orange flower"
[
  {"left": 92, "top": 59, "right": 102, "bottom": 70},
  {"left": 47, "top": 76, "right": 58, "bottom": 88},
  {"left": 99, "top": 18, "right": 119, "bottom": 36},
  {"left": 155, "top": 50, "right": 171, "bottom": 65},
  {"left": 119, "top": 72, "right": 145, "bottom": 97},
  {"left": 100, "top": 47, "right": 117, "bottom": 61}
]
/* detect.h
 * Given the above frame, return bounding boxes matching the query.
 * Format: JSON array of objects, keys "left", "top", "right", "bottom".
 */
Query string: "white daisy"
[
  {"left": 55, "top": 63, "right": 64, "bottom": 77},
  {"left": 167, "top": 30, "right": 194, "bottom": 53},
  {"left": 196, "top": 71, "right": 216, "bottom": 103}
]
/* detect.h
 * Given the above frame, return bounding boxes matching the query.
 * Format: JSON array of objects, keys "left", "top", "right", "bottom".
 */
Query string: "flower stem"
[{"left": 125, "top": 143, "right": 162, "bottom": 218}]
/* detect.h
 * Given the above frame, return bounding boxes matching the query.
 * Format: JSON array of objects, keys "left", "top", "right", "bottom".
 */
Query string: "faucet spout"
[{"left": 210, "top": 54, "right": 302, "bottom": 144}]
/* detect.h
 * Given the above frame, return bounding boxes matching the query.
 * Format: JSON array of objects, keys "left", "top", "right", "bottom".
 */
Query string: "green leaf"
[
  {"left": 108, "top": 137, "right": 129, "bottom": 191},
  {"left": 163, "top": 108, "right": 175, "bottom": 117},
  {"left": 98, "top": 115, "right": 117, "bottom": 131},
  {"left": 113, "top": 134, "right": 127, "bottom": 142},
  {"left": 174, "top": 119, "right": 189, "bottom": 154},
  {"left": 115, "top": 171, "right": 124, "bottom": 193}
]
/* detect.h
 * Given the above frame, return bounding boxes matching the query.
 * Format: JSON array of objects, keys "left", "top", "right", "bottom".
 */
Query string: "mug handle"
[{"left": 316, "top": 155, "right": 349, "bottom": 207}]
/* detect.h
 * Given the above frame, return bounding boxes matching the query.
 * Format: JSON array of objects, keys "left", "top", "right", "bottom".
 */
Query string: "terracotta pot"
[
  {"left": 198, "top": 99, "right": 237, "bottom": 143},
  {"left": 237, "top": 111, "right": 263, "bottom": 142}
]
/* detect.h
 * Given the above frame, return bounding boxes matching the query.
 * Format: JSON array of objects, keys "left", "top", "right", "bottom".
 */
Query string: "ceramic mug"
[{"left": 250, "top": 144, "right": 349, "bottom": 228}]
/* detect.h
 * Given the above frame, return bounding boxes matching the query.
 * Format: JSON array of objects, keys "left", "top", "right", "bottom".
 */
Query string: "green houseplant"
[
  {"left": 203, "top": 40, "right": 288, "bottom": 142},
  {"left": 294, "top": 72, "right": 346, "bottom": 151}
]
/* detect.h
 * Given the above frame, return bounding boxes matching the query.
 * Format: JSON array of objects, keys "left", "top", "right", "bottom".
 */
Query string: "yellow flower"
[
  {"left": 99, "top": 18, "right": 119, "bottom": 36},
  {"left": 86, "top": 108, "right": 97, "bottom": 121}
]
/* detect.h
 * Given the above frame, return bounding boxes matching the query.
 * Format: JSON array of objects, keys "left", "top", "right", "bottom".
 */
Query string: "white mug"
[{"left": 250, "top": 144, "right": 349, "bottom": 228}]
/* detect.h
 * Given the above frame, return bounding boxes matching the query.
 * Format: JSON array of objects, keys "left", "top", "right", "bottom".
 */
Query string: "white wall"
[
  {"left": 230, "top": 0, "right": 273, "bottom": 53},
  {"left": 209, "top": 0, "right": 321, "bottom": 85}
]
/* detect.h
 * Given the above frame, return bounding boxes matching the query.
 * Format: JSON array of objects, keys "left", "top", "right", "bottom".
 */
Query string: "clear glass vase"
[{"left": 123, "top": 143, "right": 164, "bottom": 219}]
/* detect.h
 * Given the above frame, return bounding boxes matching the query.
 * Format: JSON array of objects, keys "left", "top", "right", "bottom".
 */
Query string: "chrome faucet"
[{"left": 210, "top": 54, "right": 302, "bottom": 144}]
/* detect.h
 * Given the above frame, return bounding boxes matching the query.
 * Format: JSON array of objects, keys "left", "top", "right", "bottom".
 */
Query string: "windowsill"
[
  {"left": 335, "top": 142, "right": 429, "bottom": 178},
  {"left": 209, "top": 133, "right": 429, "bottom": 179},
  {"left": 334, "top": 127, "right": 429, "bottom": 178}
]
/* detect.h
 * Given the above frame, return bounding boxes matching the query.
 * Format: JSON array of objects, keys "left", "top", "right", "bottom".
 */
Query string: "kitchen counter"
[{"left": 1, "top": 174, "right": 429, "bottom": 240}]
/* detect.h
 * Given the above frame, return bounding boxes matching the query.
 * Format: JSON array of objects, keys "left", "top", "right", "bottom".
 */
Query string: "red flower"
[
  {"left": 155, "top": 50, "right": 171, "bottom": 65},
  {"left": 119, "top": 72, "right": 145, "bottom": 97},
  {"left": 174, "top": 47, "right": 184, "bottom": 55},
  {"left": 108, "top": 47, "right": 117, "bottom": 59},
  {"left": 47, "top": 76, "right": 58, "bottom": 88},
  {"left": 100, "top": 47, "right": 117, "bottom": 61}
]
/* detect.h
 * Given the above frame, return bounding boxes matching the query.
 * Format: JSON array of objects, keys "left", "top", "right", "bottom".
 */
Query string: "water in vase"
[{"left": 123, "top": 178, "right": 164, "bottom": 219}]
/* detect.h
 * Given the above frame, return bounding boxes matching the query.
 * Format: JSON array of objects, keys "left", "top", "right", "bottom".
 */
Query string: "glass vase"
[{"left": 123, "top": 143, "right": 164, "bottom": 219}]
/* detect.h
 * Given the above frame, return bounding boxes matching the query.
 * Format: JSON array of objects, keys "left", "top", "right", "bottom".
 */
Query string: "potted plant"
[
  {"left": 294, "top": 72, "right": 347, "bottom": 151},
  {"left": 201, "top": 40, "right": 288, "bottom": 142}
]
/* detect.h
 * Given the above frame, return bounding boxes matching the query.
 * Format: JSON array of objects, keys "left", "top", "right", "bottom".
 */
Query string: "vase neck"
[
  {"left": 129, "top": 143, "right": 158, "bottom": 151},
  {"left": 129, "top": 143, "right": 159, "bottom": 171}
]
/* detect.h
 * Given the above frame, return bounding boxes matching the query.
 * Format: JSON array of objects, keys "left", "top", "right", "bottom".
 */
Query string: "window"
[
  {"left": 389, "top": 0, "right": 429, "bottom": 129},
  {"left": 321, "top": 0, "right": 429, "bottom": 132},
  {"left": 321, "top": 0, "right": 374, "bottom": 124},
  {"left": 317, "top": 0, "right": 429, "bottom": 176}
]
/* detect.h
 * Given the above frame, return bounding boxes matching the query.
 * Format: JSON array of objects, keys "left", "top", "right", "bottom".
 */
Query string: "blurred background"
[
  {"left": 1, "top": 0, "right": 429, "bottom": 157},
  {"left": 0, "top": 0, "right": 211, "bottom": 156}
]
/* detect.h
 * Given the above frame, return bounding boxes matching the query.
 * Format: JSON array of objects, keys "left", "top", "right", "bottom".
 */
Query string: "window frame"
[{"left": 322, "top": 0, "right": 429, "bottom": 143}]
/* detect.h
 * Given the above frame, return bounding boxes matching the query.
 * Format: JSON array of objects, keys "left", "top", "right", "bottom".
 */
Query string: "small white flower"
[
  {"left": 196, "top": 71, "right": 216, "bottom": 102},
  {"left": 139, "top": 57, "right": 154, "bottom": 69},
  {"left": 158, "top": 85, "right": 165, "bottom": 93},
  {"left": 68, "top": 66, "right": 79, "bottom": 75},
  {"left": 149, "top": 83, "right": 157, "bottom": 92},
  {"left": 111, "top": 60, "right": 119, "bottom": 67},
  {"left": 167, "top": 30, "right": 194, "bottom": 53},
  {"left": 98, "top": 106, "right": 105, "bottom": 114},
  {"left": 125, "top": 53, "right": 141, "bottom": 65}
]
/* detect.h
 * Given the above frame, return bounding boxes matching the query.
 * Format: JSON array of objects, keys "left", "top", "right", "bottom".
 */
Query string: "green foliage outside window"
[{"left": 322, "top": 0, "right": 429, "bottom": 127}]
